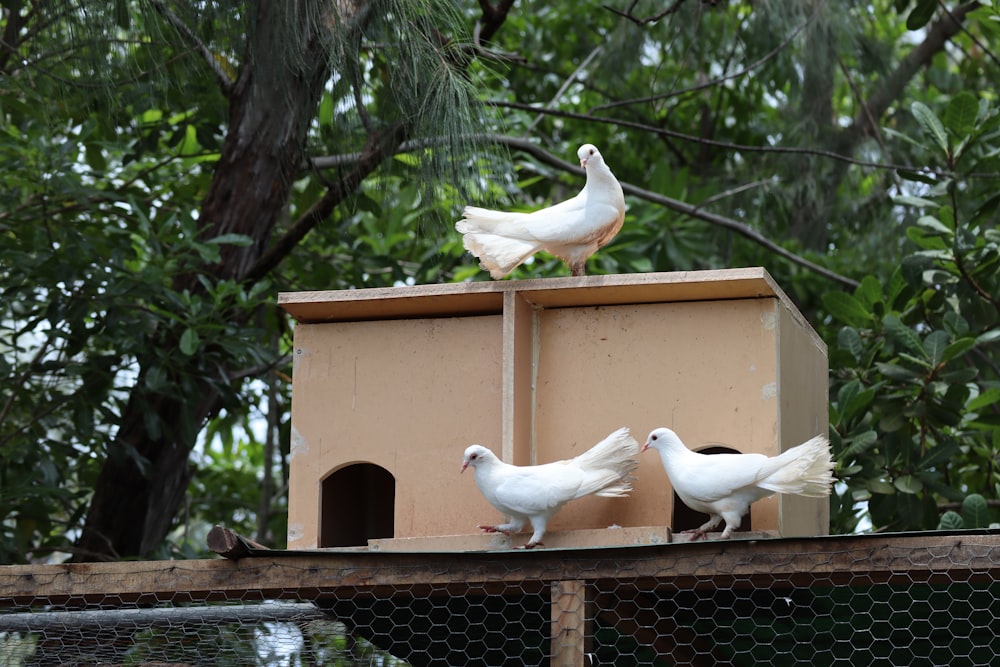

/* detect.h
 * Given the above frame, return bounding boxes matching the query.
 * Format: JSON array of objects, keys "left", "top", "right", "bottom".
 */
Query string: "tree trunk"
[{"left": 74, "top": 1, "right": 339, "bottom": 561}]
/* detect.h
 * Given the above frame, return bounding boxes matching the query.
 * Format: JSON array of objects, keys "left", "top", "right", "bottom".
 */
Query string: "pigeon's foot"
[
  {"left": 478, "top": 524, "right": 511, "bottom": 535},
  {"left": 518, "top": 541, "right": 543, "bottom": 550},
  {"left": 682, "top": 529, "right": 708, "bottom": 542}
]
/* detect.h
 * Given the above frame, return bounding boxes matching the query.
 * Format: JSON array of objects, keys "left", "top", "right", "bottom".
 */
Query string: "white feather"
[
  {"left": 461, "top": 427, "right": 639, "bottom": 547},
  {"left": 455, "top": 144, "right": 626, "bottom": 279},
  {"left": 642, "top": 428, "right": 833, "bottom": 540}
]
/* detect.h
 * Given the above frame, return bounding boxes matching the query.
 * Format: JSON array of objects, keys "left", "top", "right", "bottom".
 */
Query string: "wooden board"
[
  {"left": 278, "top": 268, "right": 800, "bottom": 324},
  {"left": 3, "top": 532, "right": 998, "bottom": 606}
]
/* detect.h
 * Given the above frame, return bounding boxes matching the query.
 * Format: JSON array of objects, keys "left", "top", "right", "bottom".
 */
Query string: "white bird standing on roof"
[
  {"left": 455, "top": 144, "right": 626, "bottom": 279},
  {"left": 641, "top": 427, "right": 834, "bottom": 540},
  {"left": 461, "top": 427, "right": 640, "bottom": 548}
]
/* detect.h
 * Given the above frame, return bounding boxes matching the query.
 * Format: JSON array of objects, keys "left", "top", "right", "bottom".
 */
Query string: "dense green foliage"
[{"left": 1, "top": 0, "right": 998, "bottom": 563}]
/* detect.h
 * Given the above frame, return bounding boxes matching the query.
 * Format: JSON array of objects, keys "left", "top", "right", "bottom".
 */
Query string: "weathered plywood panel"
[
  {"left": 777, "top": 300, "right": 830, "bottom": 536},
  {"left": 288, "top": 315, "right": 503, "bottom": 547},
  {"left": 532, "top": 299, "right": 780, "bottom": 532}
]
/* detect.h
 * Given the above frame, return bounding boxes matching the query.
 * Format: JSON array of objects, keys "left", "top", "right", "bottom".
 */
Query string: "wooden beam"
[
  {"left": 206, "top": 525, "right": 269, "bottom": 559},
  {"left": 277, "top": 268, "right": 784, "bottom": 324},
  {"left": 551, "top": 580, "right": 591, "bottom": 667},
  {"left": 2, "top": 533, "right": 998, "bottom": 607}
]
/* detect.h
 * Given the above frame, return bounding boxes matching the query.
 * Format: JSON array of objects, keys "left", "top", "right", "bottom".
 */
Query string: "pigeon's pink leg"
[
  {"left": 681, "top": 529, "right": 708, "bottom": 541},
  {"left": 478, "top": 524, "right": 512, "bottom": 535}
]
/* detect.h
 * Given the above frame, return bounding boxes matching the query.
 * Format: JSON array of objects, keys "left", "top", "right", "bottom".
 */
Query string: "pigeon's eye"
[
  {"left": 651, "top": 435, "right": 658, "bottom": 441},
  {"left": 470, "top": 453, "right": 478, "bottom": 461}
]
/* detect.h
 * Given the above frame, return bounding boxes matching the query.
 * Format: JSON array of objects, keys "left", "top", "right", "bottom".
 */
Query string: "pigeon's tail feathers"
[
  {"left": 456, "top": 207, "right": 540, "bottom": 279},
  {"left": 571, "top": 427, "right": 641, "bottom": 498},
  {"left": 458, "top": 206, "right": 529, "bottom": 227},
  {"left": 459, "top": 232, "right": 539, "bottom": 279},
  {"left": 756, "top": 435, "right": 834, "bottom": 497}
]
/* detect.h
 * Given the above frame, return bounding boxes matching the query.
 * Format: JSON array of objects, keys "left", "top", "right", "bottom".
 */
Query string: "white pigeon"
[
  {"left": 455, "top": 143, "right": 626, "bottom": 279},
  {"left": 642, "top": 427, "right": 834, "bottom": 540},
  {"left": 460, "top": 427, "right": 640, "bottom": 548}
]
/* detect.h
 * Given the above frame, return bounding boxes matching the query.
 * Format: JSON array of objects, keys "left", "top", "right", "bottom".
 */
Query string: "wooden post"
[{"left": 551, "top": 579, "right": 591, "bottom": 667}]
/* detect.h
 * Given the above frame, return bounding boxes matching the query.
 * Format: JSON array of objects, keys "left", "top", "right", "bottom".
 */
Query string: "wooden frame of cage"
[{"left": 3, "top": 532, "right": 999, "bottom": 666}]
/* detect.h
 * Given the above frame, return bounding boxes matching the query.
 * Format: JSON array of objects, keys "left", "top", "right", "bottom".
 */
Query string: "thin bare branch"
[
  {"left": 245, "top": 123, "right": 407, "bottom": 284},
  {"left": 527, "top": 46, "right": 602, "bottom": 135},
  {"left": 149, "top": 0, "right": 234, "bottom": 98},
  {"left": 489, "top": 100, "right": 975, "bottom": 178},
  {"left": 310, "top": 134, "right": 860, "bottom": 289},
  {"left": 592, "top": 0, "right": 823, "bottom": 113},
  {"left": 941, "top": 0, "right": 1000, "bottom": 69},
  {"left": 842, "top": 1, "right": 979, "bottom": 145},
  {"left": 604, "top": 0, "right": 687, "bottom": 26}
]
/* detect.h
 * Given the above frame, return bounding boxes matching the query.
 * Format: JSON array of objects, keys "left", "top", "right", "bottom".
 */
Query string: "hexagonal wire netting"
[{"left": 1, "top": 533, "right": 998, "bottom": 666}]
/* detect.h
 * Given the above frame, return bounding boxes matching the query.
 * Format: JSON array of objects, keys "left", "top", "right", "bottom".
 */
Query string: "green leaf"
[
  {"left": 896, "top": 169, "right": 938, "bottom": 185},
  {"left": 867, "top": 479, "right": 896, "bottom": 495},
  {"left": 906, "top": 0, "right": 937, "bottom": 30},
  {"left": 841, "top": 430, "right": 879, "bottom": 461},
  {"left": 937, "top": 510, "right": 963, "bottom": 530},
  {"left": 972, "top": 192, "right": 1000, "bottom": 224},
  {"left": 884, "top": 314, "right": 925, "bottom": 355},
  {"left": 922, "top": 330, "right": 950, "bottom": 366},
  {"left": 179, "top": 328, "right": 200, "bottom": 356},
  {"left": 875, "top": 362, "right": 922, "bottom": 382},
  {"left": 967, "top": 387, "right": 1000, "bottom": 412},
  {"left": 940, "top": 367, "right": 978, "bottom": 384},
  {"left": 906, "top": 226, "right": 948, "bottom": 250},
  {"left": 843, "top": 387, "right": 877, "bottom": 426},
  {"left": 915, "top": 215, "right": 953, "bottom": 235},
  {"left": 145, "top": 366, "right": 168, "bottom": 393},
  {"left": 822, "top": 291, "right": 871, "bottom": 327},
  {"left": 940, "top": 337, "right": 976, "bottom": 364},
  {"left": 894, "top": 475, "right": 924, "bottom": 494},
  {"left": 207, "top": 233, "right": 254, "bottom": 247},
  {"left": 977, "top": 329, "right": 1000, "bottom": 345},
  {"left": 944, "top": 91, "right": 979, "bottom": 135},
  {"left": 912, "top": 101, "right": 949, "bottom": 153},
  {"left": 961, "top": 493, "right": 989, "bottom": 528},
  {"left": 837, "top": 327, "right": 864, "bottom": 362},
  {"left": 893, "top": 194, "right": 940, "bottom": 208}
]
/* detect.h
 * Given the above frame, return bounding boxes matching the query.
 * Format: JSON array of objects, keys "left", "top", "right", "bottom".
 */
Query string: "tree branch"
[
  {"left": 476, "top": 0, "right": 517, "bottom": 43},
  {"left": 489, "top": 100, "right": 965, "bottom": 178},
  {"left": 149, "top": 0, "right": 234, "bottom": 98},
  {"left": 244, "top": 123, "right": 407, "bottom": 284},
  {"left": 311, "top": 134, "right": 860, "bottom": 289},
  {"left": 604, "top": 0, "right": 688, "bottom": 27},
  {"left": 841, "top": 1, "right": 980, "bottom": 146}
]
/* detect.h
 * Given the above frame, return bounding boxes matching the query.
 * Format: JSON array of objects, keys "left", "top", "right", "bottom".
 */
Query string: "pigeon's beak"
[
  {"left": 640, "top": 442, "right": 651, "bottom": 453},
  {"left": 460, "top": 460, "right": 469, "bottom": 473},
  {"left": 579, "top": 157, "right": 588, "bottom": 168}
]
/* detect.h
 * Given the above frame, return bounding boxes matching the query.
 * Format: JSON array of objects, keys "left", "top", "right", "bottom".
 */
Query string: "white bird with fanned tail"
[
  {"left": 455, "top": 144, "right": 626, "bottom": 279},
  {"left": 461, "top": 427, "right": 640, "bottom": 548},
  {"left": 642, "top": 427, "right": 834, "bottom": 540}
]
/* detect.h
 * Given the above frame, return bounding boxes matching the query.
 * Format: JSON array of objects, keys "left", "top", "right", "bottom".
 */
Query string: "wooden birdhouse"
[{"left": 278, "top": 268, "right": 829, "bottom": 551}]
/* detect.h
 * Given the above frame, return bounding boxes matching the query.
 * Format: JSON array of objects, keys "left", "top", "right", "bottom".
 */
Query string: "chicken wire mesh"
[{"left": 1, "top": 532, "right": 998, "bottom": 666}]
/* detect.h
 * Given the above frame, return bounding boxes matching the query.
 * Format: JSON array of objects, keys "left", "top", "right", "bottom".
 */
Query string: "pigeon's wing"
[
  {"left": 518, "top": 195, "right": 625, "bottom": 246},
  {"left": 488, "top": 194, "right": 589, "bottom": 243},
  {"left": 489, "top": 465, "right": 582, "bottom": 516},
  {"left": 675, "top": 453, "right": 769, "bottom": 504}
]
